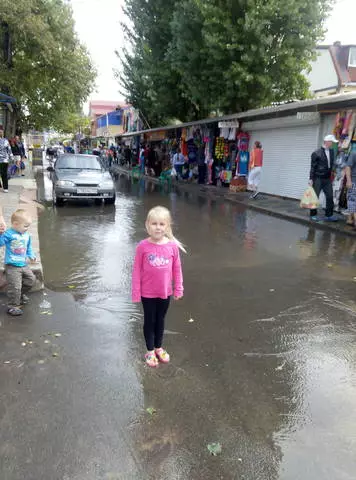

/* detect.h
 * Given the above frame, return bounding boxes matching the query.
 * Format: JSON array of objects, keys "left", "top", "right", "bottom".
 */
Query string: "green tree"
[
  {"left": 119, "top": 0, "right": 197, "bottom": 126},
  {"left": 120, "top": 0, "right": 333, "bottom": 125},
  {"left": 56, "top": 111, "right": 91, "bottom": 136},
  {"left": 0, "top": 0, "right": 96, "bottom": 131}
]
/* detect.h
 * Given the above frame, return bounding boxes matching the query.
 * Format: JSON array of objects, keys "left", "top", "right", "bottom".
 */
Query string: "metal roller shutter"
[{"left": 248, "top": 125, "right": 319, "bottom": 199}]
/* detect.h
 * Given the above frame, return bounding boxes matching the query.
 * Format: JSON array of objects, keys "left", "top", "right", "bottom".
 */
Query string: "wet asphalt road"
[{"left": 1, "top": 172, "right": 356, "bottom": 480}]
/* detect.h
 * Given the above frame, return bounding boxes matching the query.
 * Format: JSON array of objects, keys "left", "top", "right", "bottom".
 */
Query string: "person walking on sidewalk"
[
  {"left": 10, "top": 135, "right": 26, "bottom": 177},
  {"left": 0, "top": 209, "right": 36, "bottom": 316},
  {"left": 0, "top": 128, "right": 13, "bottom": 192},
  {"left": 248, "top": 141, "right": 263, "bottom": 198},
  {"left": 132, "top": 206, "right": 185, "bottom": 368},
  {"left": 345, "top": 151, "right": 356, "bottom": 228},
  {"left": 309, "top": 134, "right": 338, "bottom": 222}
]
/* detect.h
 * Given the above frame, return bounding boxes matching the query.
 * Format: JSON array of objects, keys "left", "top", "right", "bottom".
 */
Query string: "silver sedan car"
[{"left": 48, "top": 154, "right": 116, "bottom": 205}]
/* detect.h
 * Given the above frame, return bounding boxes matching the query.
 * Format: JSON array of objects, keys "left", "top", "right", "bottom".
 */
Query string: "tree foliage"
[
  {"left": 56, "top": 111, "right": 91, "bottom": 136},
  {"left": 118, "top": 0, "right": 196, "bottom": 127},
  {"left": 120, "top": 0, "right": 333, "bottom": 126},
  {"left": 0, "top": 0, "right": 96, "bottom": 131}
]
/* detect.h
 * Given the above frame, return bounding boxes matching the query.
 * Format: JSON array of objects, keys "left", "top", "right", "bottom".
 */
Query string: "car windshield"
[{"left": 56, "top": 155, "right": 102, "bottom": 170}]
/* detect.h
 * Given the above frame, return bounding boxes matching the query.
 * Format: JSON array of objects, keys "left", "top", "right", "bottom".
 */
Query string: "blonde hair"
[
  {"left": 11, "top": 209, "right": 32, "bottom": 224},
  {"left": 146, "top": 206, "right": 186, "bottom": 253}
]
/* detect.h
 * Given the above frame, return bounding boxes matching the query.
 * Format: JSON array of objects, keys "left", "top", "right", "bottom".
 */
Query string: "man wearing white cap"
[{"left": 309, "top": 134, "right": 338, "bottom": 221}]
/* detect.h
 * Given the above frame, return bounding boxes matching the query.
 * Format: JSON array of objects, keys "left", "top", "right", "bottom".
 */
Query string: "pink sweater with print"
[{"left": 132, "top": 239, "right": 183, "bottom": 302}]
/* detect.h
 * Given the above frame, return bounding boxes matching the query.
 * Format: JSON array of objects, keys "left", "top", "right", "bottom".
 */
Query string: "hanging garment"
[
  {"left": 181, "top": 140, "right": 188, "bottom": 157},
  {"left": 238, "top": 151, "right": 249, "bottom": 176},
  {"left": 220, "top": 128, "right": 230, "bottom": 139},
  {"left": 228, "top": 128, "right": 237, "bottom": 141},
  {"left": 237, "top": 132, "right": 250, "bottom": 151},
  {"left": 342, "top": 110, "right": 353, "bottom": 137}
]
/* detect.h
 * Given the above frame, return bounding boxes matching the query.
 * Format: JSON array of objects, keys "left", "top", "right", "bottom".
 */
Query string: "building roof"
[
  {"left": 317, "top": 43, "right": 356, "bottom": 86},
  {"left": 89, "top": 100, "right": 126, "bottom": 117},
  {"left": 120, "top": 92, "right": 356, "bottom": 137}
]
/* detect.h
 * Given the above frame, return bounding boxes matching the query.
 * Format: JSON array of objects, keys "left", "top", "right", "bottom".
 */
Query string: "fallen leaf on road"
[
  {"left": 146, "top": 407, "right": 157, "bottom": 416},
  {"left": 207, "top": 442, "right": 222, "bottom": 456},
  {"left": 275, "top": 362, "right": 286, "bottom": 371}
]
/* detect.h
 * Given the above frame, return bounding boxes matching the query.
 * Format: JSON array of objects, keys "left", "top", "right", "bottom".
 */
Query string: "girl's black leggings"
[{"left": 141, "top": 297, "right": 170, "bottom": 351}]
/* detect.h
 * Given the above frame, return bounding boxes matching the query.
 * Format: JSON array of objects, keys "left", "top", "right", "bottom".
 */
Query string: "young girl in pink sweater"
[{"left": 132, "top": 206, "right": 184, "bottom": 367}]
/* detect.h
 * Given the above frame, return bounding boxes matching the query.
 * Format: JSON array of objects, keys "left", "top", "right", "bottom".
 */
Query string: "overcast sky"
[{"left": 70, "top": 0, "right": 356, "bottom": 104}]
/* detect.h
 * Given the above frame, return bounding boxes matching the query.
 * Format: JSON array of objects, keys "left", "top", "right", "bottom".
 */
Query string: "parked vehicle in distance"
[{"left": 47, "top": 154, "right": 116, "bottom": 206}]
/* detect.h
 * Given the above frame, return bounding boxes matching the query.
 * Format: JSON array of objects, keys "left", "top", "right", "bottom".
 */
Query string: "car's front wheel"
[{"left": 53, "top": 190, "right": 64, "bottom": 206}]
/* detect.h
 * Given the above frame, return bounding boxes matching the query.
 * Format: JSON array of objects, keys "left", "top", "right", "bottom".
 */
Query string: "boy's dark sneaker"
[
  {"left": 21, "top": 294, "right": 30, "bottom": 305},
  {"left": 7, "top": 307, "right": 23, "bottom": 316}
]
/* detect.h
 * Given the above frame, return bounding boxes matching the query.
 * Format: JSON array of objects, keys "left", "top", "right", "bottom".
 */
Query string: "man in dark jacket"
[{"left": 309, "top": 134, "right": 338, "bottom": 221}]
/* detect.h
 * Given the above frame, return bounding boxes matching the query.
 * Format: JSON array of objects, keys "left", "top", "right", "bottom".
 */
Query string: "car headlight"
[{"left": 56, "top": 180, "right": 75, "bottom": 187}]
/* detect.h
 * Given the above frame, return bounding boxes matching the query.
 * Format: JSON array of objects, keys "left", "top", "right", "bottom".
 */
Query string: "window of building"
[{"left": 348, "top": 47, "right": 356, "bottom": 67}]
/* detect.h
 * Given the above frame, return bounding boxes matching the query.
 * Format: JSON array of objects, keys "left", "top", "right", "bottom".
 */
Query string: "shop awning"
[
  {"left": 0, "top": 93, "right": 16, "bottom": 104},
  {"left": 120, "top": 91, "right": 356, "bottom": 138}
]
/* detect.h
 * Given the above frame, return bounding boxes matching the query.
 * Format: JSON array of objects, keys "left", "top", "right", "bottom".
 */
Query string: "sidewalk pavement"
[
  {"left": 112, "top": 165, "right": 356, "bottom": 237},
  {"left": 0, "top": 168, "right": 44, "bottom": 291}
]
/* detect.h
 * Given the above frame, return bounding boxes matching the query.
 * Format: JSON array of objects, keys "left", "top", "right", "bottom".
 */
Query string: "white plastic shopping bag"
[{"left": 300, "top": 186, "right": 320, "bottom": 209}]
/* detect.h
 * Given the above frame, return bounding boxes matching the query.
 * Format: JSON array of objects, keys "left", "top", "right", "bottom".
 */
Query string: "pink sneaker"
[
  {"left": 145, "top": 351, "right": 158, "bottom": 368},
  {"left": 155, "top": 348, "right": 170, "bottom": 364}
]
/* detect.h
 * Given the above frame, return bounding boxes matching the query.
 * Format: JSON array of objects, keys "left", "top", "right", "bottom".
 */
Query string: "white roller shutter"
[{"left": 248, "top": 125, "right": 319, "bottom": 199}]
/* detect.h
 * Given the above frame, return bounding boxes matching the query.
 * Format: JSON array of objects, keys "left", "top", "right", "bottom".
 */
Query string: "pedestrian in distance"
[
  {"left": 248, "top": 141, "right": 263, "bottom": 198},
  {"left": 345, "top": 151, "right": 356, "bottom": 228},
  {"left": 309, "top": 134, "right": 339, "bottom": 222},
  {"left": 0, "top": 128, "right": 13, "bottom": 192},
  {"left": 132, "top": 206, "right": 185, "bottom": 368},
  {"left": 10, "top": 135, "right": 26, "bottom": 177},
  {"left": 0, "top": 209, "right": 37, "bottom": 316},
  {"left": 172, "top": 148, "right": 185, "bottom": 180}
]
